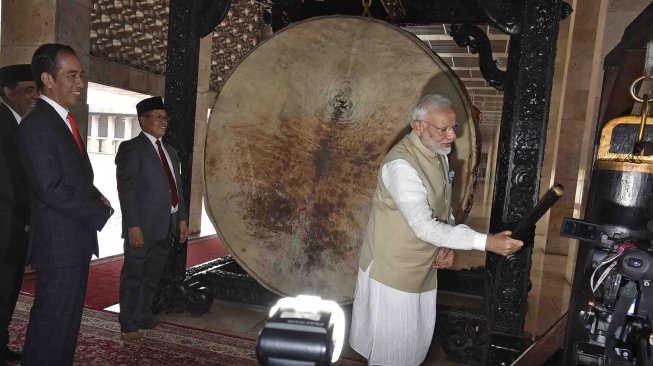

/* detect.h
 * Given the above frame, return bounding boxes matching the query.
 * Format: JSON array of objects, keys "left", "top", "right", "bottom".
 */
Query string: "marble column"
[
  {"left": 106, "top": 115, "right": 116, "bottom": 153},
  {"left": 88, "top": 114, "right": 100, "bottom": 152},
  {"left": 543, "top": 0, "right": 608, "bottom": 258},
  {"left": 124, "top": 116, "right": 133, "bottom": 140},
  {"left": 0, "top": 0, "right": 92, "bottom": 140}
]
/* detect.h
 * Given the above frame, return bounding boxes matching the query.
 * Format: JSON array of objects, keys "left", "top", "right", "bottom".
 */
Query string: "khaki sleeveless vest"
[{"left": 358, "top": 131, "right": 451, "bottom": 293}]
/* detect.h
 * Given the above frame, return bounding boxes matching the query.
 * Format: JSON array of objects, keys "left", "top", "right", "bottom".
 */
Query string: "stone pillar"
[
  {"left": 0, "top": 0, "right": 92, "bottom": 140},
  {"left": 124, "top": 116, "right": 133, "bottom": 140},
  {"left": 106, "top": 115, "right": 116, "bottom": 153},
  {"left": 0, "top": 0, "right": 56, "bottom": 65},
  {"left": 540, "top": 0, "right": 608, "bottom": 257},
  {"left": 88, "top": 114, "right": 100, "bottom": 152},
  {"left": 188, "top": 34, "right": 217, "bottom": 236}
]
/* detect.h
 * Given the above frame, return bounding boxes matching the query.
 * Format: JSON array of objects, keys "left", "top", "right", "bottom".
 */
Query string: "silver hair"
[{"left": 410, "top": 94, "right": 453, "bottom": 123}]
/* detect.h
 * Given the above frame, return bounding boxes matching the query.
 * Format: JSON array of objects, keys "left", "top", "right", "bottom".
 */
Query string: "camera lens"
[{"left": 627, "top": 258, "right": 643, "bottom": 268}]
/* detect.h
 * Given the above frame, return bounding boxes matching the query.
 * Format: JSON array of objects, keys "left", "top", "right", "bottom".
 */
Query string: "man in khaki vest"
[{"left": 349, "top": 94, "right": 523, "bottom": 365}]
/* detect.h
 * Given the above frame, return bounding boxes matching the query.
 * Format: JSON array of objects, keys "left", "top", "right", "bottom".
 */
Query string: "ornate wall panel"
[
  {"left": 210, "top": 0, "right": 263, "bottom": 91},
  {"left": 90, "top": 0, "right": 170, "bottom": 74}
]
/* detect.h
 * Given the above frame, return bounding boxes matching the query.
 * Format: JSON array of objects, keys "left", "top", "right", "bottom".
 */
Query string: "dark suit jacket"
[
  {"left": 0, "top": 128, "right": 13, "bottom": 261},
  {"left": 17, "top": 99, "right": 111, "bottom": 270},
  {"left": 115, "top": 132, "right": 188, "bottom": 241},
  {"left": 0, "top": 103, "right": 30, "bottom": 260}
]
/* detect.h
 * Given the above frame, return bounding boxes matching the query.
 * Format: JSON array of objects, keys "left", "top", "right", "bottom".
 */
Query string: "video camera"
[{"left": 561, "top": 217, "right": 653, "bottom": 365}]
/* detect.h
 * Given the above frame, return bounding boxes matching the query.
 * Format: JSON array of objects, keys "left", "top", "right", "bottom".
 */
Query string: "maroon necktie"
[
  {"left": 66, "top": 112, "right": 85, "bottom": 154},
  {"left": 155, "top": 140, "right": 179, "bottom": 207}
]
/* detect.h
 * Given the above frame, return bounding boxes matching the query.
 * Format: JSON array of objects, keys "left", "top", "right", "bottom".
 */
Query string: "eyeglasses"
[
  {"left": 416, "top": 120, "right": 458, "bottom": 136},
  {"left": 143, "top": 114, "right": 168, "bottom": 121}
]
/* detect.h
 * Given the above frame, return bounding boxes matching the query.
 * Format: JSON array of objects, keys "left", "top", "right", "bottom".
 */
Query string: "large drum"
[{"left": 204, "top": 16, "right": 479, "bottom": 303}]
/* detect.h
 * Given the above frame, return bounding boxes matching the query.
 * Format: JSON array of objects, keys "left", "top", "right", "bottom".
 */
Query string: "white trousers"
[{"left": 349, "top": 264, "right": 438, "bottom": 366}]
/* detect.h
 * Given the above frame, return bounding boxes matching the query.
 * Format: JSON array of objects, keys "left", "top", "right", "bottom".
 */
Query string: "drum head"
[{"left": 205, "top": 16, "right": 479, "bottom": 303}]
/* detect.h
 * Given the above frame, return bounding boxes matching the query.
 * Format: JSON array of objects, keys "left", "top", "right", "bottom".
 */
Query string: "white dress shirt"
[
  {"left": 40, "top": 95, "right": 72, "bottom": 131},
  {"left": 142, "top": 131, "right": 179, "bottom": 214}
]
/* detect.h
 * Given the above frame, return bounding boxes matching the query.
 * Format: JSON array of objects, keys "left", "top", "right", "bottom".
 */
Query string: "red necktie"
[
  {"left": 66, "top": 112, "right": 85, "bottom": 155},
  {"left": 155, "top": 140, "right": 179, "bottom": 207}
]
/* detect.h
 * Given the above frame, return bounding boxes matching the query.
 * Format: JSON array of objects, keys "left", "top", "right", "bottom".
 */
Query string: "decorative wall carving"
[
  {"left": 436, "top": 308, "right": 490, "bottom": 365},
  {"left": 450, "top": 23, "right": 507, "bottom": 91},
  {"left": 90, "top": 0, "right": 170, "bottom": 74},
  {"left": 477, "top": 0, "right": 521, "bottom": 35},
  {"left": 210, "top": 0, "right": 263, "bottom": 91}
]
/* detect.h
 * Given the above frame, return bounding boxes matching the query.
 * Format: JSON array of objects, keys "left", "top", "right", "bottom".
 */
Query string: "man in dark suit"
[
  {"left": 0, "top": 64, "right": 38, "bottom": 365},
  {"left": 17, "top": 44, "right": 113, "bottom": 365},
  {"left": 116, "top": 96, "right": 188, "bottom": 342}
]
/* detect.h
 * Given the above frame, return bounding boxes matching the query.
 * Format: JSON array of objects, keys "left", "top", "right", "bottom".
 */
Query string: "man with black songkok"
[
  {"left": 0, "top": 64, "right": 38, "bottom": 365},
  {"left": 115, "top": 96, "right": 188, "bottom": 342}
]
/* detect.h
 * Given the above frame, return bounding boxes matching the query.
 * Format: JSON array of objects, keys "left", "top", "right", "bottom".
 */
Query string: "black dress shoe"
[
  {"left": 139, "top": 319, "right": 159, "bottom": 330},
  {"left": 5, "top": 349, "right": 21, "bottom": 362}
]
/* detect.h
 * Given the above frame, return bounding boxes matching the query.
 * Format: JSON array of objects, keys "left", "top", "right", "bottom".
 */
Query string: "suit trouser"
[
  {"left": 0, "top": 228, "right": 28, "bottom": 363},
  {"left": 119, "top": 213, "right": 177, "bottom": 332},
  {"left": 22, "top": 265, "right": 89, "bottom": 366}
]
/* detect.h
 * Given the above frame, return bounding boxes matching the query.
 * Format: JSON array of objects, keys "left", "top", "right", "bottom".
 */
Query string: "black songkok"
[
  {"left": 0, "top": 64, "right": 33, "bottom": 88},
  {"left": 136, "top": 96, "right": 165, "bottom": 116}
]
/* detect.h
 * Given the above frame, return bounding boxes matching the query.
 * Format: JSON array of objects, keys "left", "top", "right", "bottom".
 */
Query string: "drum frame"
[
  {"left": 203, "top": 16, "right": 480, "bottom": 304},
  {"left": 161, "top": 0, "right": 565, "bottom": 364}
]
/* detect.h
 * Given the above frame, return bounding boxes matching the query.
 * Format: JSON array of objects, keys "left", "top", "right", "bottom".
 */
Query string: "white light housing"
[{"left": 268, "top": 295, "right": 345, "bottom": 363}]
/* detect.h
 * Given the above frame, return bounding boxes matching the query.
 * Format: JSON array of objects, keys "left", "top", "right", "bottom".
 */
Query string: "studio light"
[{"left": 256, "top": 295, "right": 345, "bottom": 366}]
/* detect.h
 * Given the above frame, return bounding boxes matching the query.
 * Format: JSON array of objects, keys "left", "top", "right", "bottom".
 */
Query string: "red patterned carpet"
[
  {"left": 8, "top": 295, "right": 364, "bottom": 366},
  {"left": 21, "top": 235, "right": 228, "bottom": 309},
  {"left": 186, "top": 234, "right": 228, "bottom": 266},
  {"left": 9, "top": 295, "right": 258, "bottom": 365}
]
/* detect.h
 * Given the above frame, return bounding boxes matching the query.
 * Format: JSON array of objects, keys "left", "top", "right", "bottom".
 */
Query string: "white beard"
[{"left": 421, "top": 133, "right": 451, "bottom": 155}]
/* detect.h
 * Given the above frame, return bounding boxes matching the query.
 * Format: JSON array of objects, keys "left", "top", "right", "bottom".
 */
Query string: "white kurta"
[{"left": 349, "top": 159, "right": 486, "bottom": 366}]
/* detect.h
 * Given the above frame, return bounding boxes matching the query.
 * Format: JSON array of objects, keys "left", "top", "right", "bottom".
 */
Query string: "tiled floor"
[
  {"left": 144, "top": 248, "right": 570, "bottom": 365},
  {"left": 106, "top": 181, "right": 573, "bottom": 365}
]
